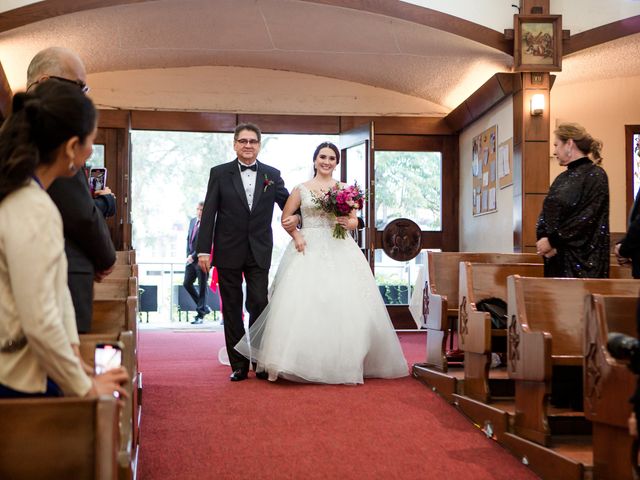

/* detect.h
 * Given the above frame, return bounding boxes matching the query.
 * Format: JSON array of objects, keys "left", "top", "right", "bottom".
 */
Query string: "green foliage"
[
  {"left": 131, "top": 131, "right": 232, "bottom": 258},
  {"left": 374, "top": 151, "right": 441, "bottom": 230}
]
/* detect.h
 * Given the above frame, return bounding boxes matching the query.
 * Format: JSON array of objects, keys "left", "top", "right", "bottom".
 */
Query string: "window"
[{"left": 374, "top": 151, "right": 442, "bottom": 231}]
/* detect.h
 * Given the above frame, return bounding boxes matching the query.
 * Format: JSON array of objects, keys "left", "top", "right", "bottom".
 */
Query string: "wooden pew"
[
  {"left": 584, "top": 294, "right": 638, "bottom": 480},
  {"left": 458, "top": 263, "right": 633, "bottom": 404},
  {"left": 422, "top": 252, "right": 540, "bottom": 372},
  {"left": 109, "top": 263, "right": 139, "bottom": 280},
  {"left": 0, "top": 396, "right": 119, "bottom": 480},
  {"left": 458, "top": 262, "right": 544, "bottom": 402},
  {"left": 93, "top": 276, "right": 138, "bottom": 335},
  {"left": 80, "top": 333, "right": 139, "bottom": 480},
  {"left": 115, "top": 250, "right": 136, "bottom": 265},
  {"left": 507, "top": 276, "right": 640, "bottom": 446}
]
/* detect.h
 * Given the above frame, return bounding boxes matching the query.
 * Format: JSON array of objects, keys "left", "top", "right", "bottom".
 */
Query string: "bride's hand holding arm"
[
  {"left": 282, "top": 188, "right": 306, "bottom": 253},
  {"left": 336, "top": 210, "right": 358, "bottom": 231}
]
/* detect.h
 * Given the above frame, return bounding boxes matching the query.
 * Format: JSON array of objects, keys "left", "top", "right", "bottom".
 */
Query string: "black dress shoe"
[
  {"left": 191, "top": 317, "right": 204, "bottom": 325},
  {"left": 255, "top": 371, "right": 269, "bottom": 380},
  {"left": 230, "top": 369, "right": 248, "bottom": 382}
]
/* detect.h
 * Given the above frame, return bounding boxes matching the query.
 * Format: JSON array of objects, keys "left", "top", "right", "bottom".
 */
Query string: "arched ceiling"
[{"left": 0, "top": 0, "right": 638, "bottom": 115}]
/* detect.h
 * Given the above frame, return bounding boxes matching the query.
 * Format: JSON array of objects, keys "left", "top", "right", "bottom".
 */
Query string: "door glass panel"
[
  {"left": 374, "top": 249, "right": 424, "bottom": 305},
  {"left": 374, "top": 151, "right": 442, "bottom": 231},
  {"left": 87, "top": 144, "right": 105, "bottom": 168}
]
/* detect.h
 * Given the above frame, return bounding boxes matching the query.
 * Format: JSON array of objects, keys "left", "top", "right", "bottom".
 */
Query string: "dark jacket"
[
  {"left": 619, "top": 189, "right": 640, "bottom": 278},
  {"left": 48, "top": 169, "right": 116, "bottom": 332},
  {"left": 197, "top": 159, "right": 289, "bottom": 270}
]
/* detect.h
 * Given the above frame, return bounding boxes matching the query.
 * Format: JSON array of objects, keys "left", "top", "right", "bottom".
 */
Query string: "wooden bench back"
[
  {"left": 460, "top": 262, "right": 544, "bottom": 306},
  {"left": 94, "top": 276, "right": 138, "bottom": 301},
  {"left": 610, "top": 264, "right": 634, "bottom": 279},
  {"left": 422, "top": 252, "right": 540, "bottom": 331},
  {"left": 0, "top": 397, "right": 119, "bottom": 480},
  {"left": 508, "top": 276, "right": 640, "bottom": 358},
  {"left": 92, "top": 296, "right": 138, "bottom": 335},
  {"left": 115, "top": 250, "right": 136, "bottom": 265},
  {"left": 458, "top": 263, "right": 544, "bottom": 354},
  {"left": 108, "top": 264, "right": 139, "bottom": 280}
]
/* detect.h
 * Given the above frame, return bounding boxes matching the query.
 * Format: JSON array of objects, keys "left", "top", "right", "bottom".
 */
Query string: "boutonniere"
[{"left": 263, "top": 174, "right": 274, "bottom": 192}]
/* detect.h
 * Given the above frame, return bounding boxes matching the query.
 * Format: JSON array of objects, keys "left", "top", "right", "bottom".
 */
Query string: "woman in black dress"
[{"left": 536, "top": 123, "right": 609, "bottom": 278}]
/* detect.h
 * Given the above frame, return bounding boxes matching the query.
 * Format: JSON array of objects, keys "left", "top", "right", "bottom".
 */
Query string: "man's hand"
[
  {"left": 94, "top": 264, "right": 114, "bottom": 282},
  {"left": 186, "top": 254, "right": 194, "bottom": 264},
  {"left": 198, "top": 255, "right": 211, "bottom": 274},
  {"left": 615, "top": 243, "right": 631, "bottom": 265},
  {"left": 282, "top": 215, "right": 299, "bottom": 233}
]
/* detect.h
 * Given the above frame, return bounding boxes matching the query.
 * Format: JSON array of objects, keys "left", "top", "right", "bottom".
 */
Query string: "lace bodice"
[{"left": 298, "top": 184, "right": 336, "bottom": 229}]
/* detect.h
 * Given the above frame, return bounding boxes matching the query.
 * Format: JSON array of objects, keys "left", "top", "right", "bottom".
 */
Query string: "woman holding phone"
[{"left": 0, "top": 80, "right": 128, "bottom": 399}]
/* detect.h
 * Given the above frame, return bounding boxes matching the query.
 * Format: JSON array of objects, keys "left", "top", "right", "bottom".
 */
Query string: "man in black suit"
[
  {"left": 197, "top": 123, "right": 296, "bottom": 381},
  {"left": 27, "top": 47, "right": 116, "bottom": 333},
  {"left": 616, "top": 189, "right": 640, "bottom": 278},
  {"left": 184, "top": 201, "right": 208, "bottom": 324}
]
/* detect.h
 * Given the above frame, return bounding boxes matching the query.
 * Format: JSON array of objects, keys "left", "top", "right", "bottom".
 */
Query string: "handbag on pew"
[{"left": 476, "top": 297, "right": 508, "bottom": 329}]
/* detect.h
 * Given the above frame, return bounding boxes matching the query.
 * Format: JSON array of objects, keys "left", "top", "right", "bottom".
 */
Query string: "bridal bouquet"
[{"left": 312, "top": 182, "right": 365, "bottom": 239}]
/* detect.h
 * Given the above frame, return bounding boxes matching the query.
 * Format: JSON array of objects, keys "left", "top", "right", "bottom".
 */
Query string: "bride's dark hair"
[
  {"left": 312, "top": 141, "right": 340, "bottom": 177},
  {"left": 0, "top": 80, "right": 96, "bottom": 203}
]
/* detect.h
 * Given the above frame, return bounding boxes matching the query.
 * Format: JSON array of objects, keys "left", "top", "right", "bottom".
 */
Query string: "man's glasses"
[
  {"left": 28, "top": 75, "right": 90, "bottom": 93},
  {"left": 235, "top": 139, "right": 260, "bottom": 145}
]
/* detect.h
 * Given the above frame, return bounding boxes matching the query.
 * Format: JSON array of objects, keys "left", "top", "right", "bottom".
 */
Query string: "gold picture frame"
[{"left": 514, "top": 15, "right": 562, "bottom": 72}]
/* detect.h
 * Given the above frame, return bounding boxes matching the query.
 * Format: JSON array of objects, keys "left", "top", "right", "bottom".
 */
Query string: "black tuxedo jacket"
[
  {"left": 619, "top": 189, "right": 640, "bottom": 278},
  {"left": 197, "top": 159, "right": 289, "bottom": 270}
]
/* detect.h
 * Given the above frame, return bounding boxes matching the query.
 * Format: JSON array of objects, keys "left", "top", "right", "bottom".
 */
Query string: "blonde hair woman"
[{"left": 536, "top": 123, "right": 609, "bottom": 278}]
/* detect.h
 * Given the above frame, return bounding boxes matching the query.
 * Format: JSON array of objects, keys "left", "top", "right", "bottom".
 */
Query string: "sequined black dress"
[{"left": 536, "top": 157, "right": 609, "bottom": 278}]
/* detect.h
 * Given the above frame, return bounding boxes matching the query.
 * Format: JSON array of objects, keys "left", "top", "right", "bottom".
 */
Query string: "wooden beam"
[
  {"left": 565, "top": 15, "right": 640, "bottom": 55},
  {"left": 443, "top": 73, "right": 520, "bottom": 132},
  {"left": 0, "top": 62, "right": 12, "bottom": 123}
]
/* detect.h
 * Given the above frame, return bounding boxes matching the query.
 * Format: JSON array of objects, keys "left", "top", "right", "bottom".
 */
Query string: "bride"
[{"left": 235, "top": 142, "right": 408, "bottom": 384}]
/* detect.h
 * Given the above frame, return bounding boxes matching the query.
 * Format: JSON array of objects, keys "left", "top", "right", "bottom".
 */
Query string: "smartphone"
[
  {"left": 94, "top": 342, "right": 122, "bottom": 375},
  {"left": 89, "top": 167, "right": 107, "bottom": 194}
]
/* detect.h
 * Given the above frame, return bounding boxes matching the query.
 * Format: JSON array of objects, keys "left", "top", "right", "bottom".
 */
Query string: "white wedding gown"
[{"left": 235, "top": 184, "right": 409, "bottom": 384}]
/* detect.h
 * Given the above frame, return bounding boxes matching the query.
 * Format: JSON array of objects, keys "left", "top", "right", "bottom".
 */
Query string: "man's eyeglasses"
[
  {"left": 235, "top": 139, "right": 260, "bottom": 145},
  {"left": 28, "top": 75, "right": 90, "bottom": 94}
]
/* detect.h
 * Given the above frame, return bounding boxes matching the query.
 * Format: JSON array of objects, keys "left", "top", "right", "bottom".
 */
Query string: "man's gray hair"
[{"left": 26, "top": 47, "right": 71, "bottom": 85}]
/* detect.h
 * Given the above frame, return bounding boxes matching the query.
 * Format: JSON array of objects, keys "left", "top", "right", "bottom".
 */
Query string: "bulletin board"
[
  {"left": 498, "top": 138, "right": 513, "bottom": 188},
  {"left": 472, "top": 125, "right": 497, "bottom": 216}
]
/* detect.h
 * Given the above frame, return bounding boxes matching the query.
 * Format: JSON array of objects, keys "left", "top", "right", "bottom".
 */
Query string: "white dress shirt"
[{"left": 239, "top": 161, "right": 257, "bottom": 210}]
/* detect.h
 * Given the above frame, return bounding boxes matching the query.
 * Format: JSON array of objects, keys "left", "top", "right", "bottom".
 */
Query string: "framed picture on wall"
[{"left": 514, "top": 15, "right": 562, "bottom": 72}]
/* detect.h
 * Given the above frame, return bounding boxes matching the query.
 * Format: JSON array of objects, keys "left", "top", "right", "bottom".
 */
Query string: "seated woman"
[{"left": 0, "top": 80, "right": 128, "bottom": 398}]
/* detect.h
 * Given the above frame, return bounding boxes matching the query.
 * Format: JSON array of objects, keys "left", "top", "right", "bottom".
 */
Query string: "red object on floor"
[{"left": 137, "top": 331, "right": 538, "bottom": 480}]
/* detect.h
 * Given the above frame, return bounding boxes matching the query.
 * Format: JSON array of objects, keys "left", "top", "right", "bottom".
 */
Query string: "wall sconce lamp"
[{"left": 530, "top": 94, "right": 545, "bottom": 116}]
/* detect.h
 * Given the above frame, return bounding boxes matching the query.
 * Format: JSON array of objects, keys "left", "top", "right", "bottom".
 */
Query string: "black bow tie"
[{"left": 240, "top": 163, "right": 257, "bottom": 172}]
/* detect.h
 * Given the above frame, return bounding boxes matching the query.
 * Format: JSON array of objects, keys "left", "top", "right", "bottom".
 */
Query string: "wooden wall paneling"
[
  {"left": 340, "top": 116, "right": 452, "bottom": 135},
  {"left": 512, "top": 72, "right": 551, "bottom": 252},
  {"left": 131, "top": 111, "right": 237, "bottom": 132},
  {"left": 523, "top": 193, "right": 545, "bottom": 247},
  {"left": 98, "top": 109, "right": 130, "bottom": 129},
  {"left": 441, "top": 135, "right": 459, "bottom": 251},
  {"left": 238, "top": 114, "right": 339, "bottom": 134},
  {"left": 116, "top": 127, "right": 131, "bottom": 250},
  {"left": 524, "top": 142, "right": 551, "bottom": 193},
  {"left": 374, "top": 135, "right": 444, "bottom": 152}
]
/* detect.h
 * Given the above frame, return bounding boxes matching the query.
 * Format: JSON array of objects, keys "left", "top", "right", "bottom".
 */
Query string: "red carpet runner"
[{"left": 138, "top": 331, "right": 538, "bottom": 479}]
